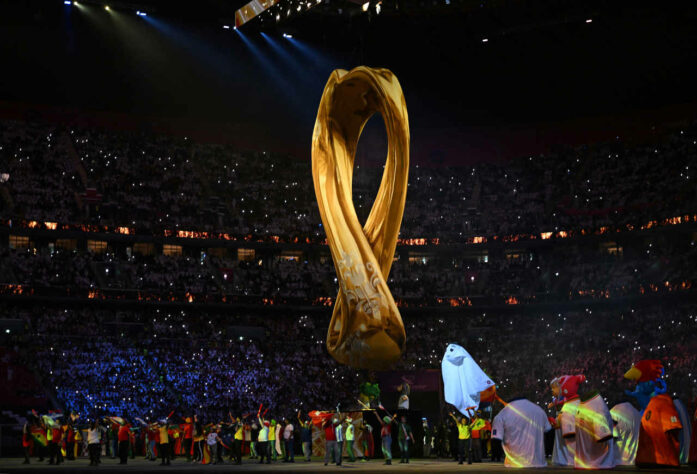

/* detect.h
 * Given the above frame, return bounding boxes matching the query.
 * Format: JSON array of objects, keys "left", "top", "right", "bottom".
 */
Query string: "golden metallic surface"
[{"left": 311, "top": 66, "right": 409, "bottom": 369}]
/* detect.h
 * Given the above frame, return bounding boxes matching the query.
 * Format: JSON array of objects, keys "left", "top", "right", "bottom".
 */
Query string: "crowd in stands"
[
  {"left": 1, "top": 236, "right": 694, "bottom": 304},
  {"left": 2, "top": 119, "right": 697, "bottom": 242},
  {"left": 4, "top": 301, "right": 695, "bottom": 424},
  {"left": 0, "top": 122, "right": 81, "bottom": 223},
  {"left": 1, "top": 117, "right": 696, "bottom": 444}
]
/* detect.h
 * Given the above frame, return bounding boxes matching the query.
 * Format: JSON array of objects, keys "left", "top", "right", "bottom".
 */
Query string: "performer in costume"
[
  {"left": 449, "top": 411, "right": 471, "bottom": 465},
  {"left": 359, "top": 416, "right": 373, "bottom": 462},
  {"left": 257, "top": 408, "right": 270, "bottom": 465},
  {"left": 258, "top": 421, "right": 270, "bottom": 464},
  {"left": 322, "top": 415, "right": 338, "bottom": 465},
  {"left": 359, "top": 382, "right": 381, "bottom": 409},
  {"left": 397, "top": 381, "right": 410, "bottom": 410},
  {"left": 156, "top": 419, "right": 171, "bottom": 466},
  {"left": 113, "top": 418, "right": 131, "bottom": 465},
  {"left": 64, "top": 417, "right": 76, "bottom": 461},
  {"left": 22, "top": 420, "right": 32, "bottom": 464},
  {"left": 335, "top": 416, "right": 344, "bottom": 466},
  {"left": 87, "top": 420, "right": 106, "bottom": 466},
  {"left": 397, "top": 415, "right": 414, "bottom": 464},
  {"left": 268, "top": 418, "right": 277, "bottom": 461},
  {"left": 108, "top": 419, "right": 118, "bottom": 459},
  {"left": 470, "top": 410, "right": 487, "bottom": 462},
  {"left": 31, "top": 414, "right": 47, "bottom": 462},
  {"left": 205, "top": 426, "right": 220, "bottom": 465},
  {"left": 610, "top": 397, "right": 641, "bottom": 466},
  {"left": 345, "top": 416, "right": 356, "bottom": 462},
  {"left": 673, "top": 396, "right": 692, "bottom": 464},
  {"left": 182, "top": 417, "right": 193, "bottom": 461},
  {"left": 231, "top": 415, "right": 244, "bottom": 465},
  {"left": 282, "top": 416, "right": 295, "bottom": 463},
  {"left": 422, "top": 418, "right": 433, "bottom": 458},
  {"left": 297, "top": 412, "right": 312, "bottom": 462},
  {"left": 193, "top": 418, "right": 205, "bottom": 463},
  {"left": 492, "top": 397, "right": 551, "bottom": 468},
  {"left": 373, "top": 408, "right": 397, "bottom": 465},
  {"left": 441, "top": 343, "right": 494, "bottom": 415},
  {"left": 164, "top": 424, "right": 172, "bottom": 459},
  {"left": 636, "top": 392, "right": 682, "bottom": 466},
  {"left": 249, "top": 421, "right": 259, "bottom": 460},
  {"left": 548, "top": 374, "right": 585, "bottom": 466},
  {"left": 275, "top": 419, "right": 284, "bottom": 460},
  {"left": 625, "top": 360, "right": 682, "bottom": 467},
  {"left": 147, "top": 423, "right": 158, "bottom": 461},
  {"left": 45, "top": 414, "right": 64, "bottom": 465},
  {"left": 573, "top": 390, "right": 616, "bottom": 469}
]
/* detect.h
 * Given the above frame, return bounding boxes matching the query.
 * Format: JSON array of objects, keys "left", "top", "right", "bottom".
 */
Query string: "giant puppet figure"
[
  {"left": 312, "top": 67, "right": 409, "bottom": 369},
  {"left": 625, "top": 359, "right": 683, "bottom": 466},
  {"left": 441, "top": 344, "right": 495, "bottom": 414}
]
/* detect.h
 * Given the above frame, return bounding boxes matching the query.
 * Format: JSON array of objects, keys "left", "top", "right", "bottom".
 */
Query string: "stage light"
[
  {"left": 362, "top": 1, "right": 369, "bottom": 11},
  {"left": 104, "top": 5, "right": 110, "bottom": 10},
  {"left": 223, "top": 25, "right": 230, "bottom": 29},
  {"left": 136, "top": 10, "right": 147, "bottom": 16},
  {"left": 482, "top": 38, "right": 488, "bottom": 42},
  {"left": 283, "top": 33, "right": 293, "bottom": 38},
  {"left": 586, "top": 18, "right": 593, "bottom": 23},
  {"left": 64, "top": 0, "right": 72, "bottom": 4}
]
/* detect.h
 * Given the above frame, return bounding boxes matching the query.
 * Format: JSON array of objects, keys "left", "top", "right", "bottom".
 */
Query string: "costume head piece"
[
  {"left": 624, "top": 360, "right": 664, "bottom": 383},
  {"left": 550, "top": 374, "right": 586, "bottom": 402},
  {"left": 624, "top": 360, "right": 667, "bottom": 413},
  {"left": 382, "top": 416, "right": 391, "bottom": 424}
]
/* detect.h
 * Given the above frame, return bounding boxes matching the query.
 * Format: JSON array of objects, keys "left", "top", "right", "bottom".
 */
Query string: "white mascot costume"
[{"left": 441, "top": 343, "right": 494, "bottom": 413}]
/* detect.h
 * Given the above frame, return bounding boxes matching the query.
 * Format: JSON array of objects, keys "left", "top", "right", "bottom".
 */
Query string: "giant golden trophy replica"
[{"left": 311, "top": 67, "right": 409, "bottom": 369}]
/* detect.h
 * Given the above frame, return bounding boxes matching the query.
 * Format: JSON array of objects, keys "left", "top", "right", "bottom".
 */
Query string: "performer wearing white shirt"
[
  {"left": 610, "top": 401, "right": 641, "bottom": 466},
  {"left": 552, "top": 398, "right": 580, "bottom": 466},
  {"left": 492, "top": 398, "right": 551, "bottom": 468},
  {"left": 574, "top": 391, "right": 616, "bottom": 469}
]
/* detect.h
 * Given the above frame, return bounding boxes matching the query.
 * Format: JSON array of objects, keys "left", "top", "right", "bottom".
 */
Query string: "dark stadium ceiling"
[
  {"left": 11, "top": 0, "right": 696, "bottom": 37},
  {"left": 3, "top": 0, "right": 697, "bottom": 161},
  {"left": 7, "top": 0, "right": 697, "bottom": 55}
]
